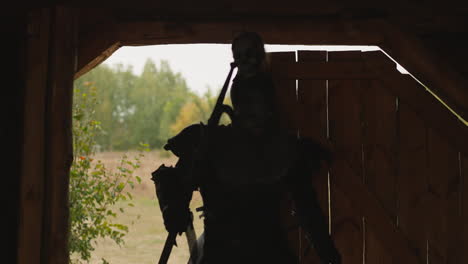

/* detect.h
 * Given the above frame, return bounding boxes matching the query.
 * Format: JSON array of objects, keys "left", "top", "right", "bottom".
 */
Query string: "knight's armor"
[
  {"left": 162, "top": 122, "right": 338, "bottom": 264},
  {"left": 154, "top": 31, "right": 341, "bottom": 264}
]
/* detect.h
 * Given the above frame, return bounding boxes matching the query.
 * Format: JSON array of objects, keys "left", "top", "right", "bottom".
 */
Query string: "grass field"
[{"left": 75, "top": 151, "right": 204, "bottom": 264}]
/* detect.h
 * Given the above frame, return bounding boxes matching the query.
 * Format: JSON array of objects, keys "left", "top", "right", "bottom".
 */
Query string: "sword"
[
  {"left": 158, "top": 223, "right": 198, "bottom": 264},
  {"left": 158, "top": 232, "right": 177, "bottom": 264}
]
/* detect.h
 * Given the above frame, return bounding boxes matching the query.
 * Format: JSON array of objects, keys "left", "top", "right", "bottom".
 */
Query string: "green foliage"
[
  {"left": 75, "top": 60, "right": 197, "bottom": 150},
  {"left": 69, "top": 83, "right": 148, "bottom": 264},
  {"left": 74, "top": 59, "right": 228, "bottom": 152},
  {"left": 171, "top": 88, "right": 232, "bottom": 134}
]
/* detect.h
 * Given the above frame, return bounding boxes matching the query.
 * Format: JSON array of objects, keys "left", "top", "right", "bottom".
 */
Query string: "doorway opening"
[{"left": 70, "top": 43, "right": 464, "bottom": 264}]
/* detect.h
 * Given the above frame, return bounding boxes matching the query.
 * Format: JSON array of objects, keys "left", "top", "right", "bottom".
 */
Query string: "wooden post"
[
  {"left": 17, "top": 8, "right": 51, "bottom": 264},
  {"left": 41, "top": 6, "right": 77, "bottom": 264}
]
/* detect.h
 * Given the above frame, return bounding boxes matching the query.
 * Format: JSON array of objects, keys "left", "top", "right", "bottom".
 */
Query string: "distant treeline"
[{"left": 74, "top": 59, "right": 229, "bottom": 151}]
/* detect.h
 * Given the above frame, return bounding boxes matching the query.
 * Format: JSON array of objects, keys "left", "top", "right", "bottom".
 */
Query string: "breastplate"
[{"left": 208, "top": 130, "right": 296, "bottom": 187}]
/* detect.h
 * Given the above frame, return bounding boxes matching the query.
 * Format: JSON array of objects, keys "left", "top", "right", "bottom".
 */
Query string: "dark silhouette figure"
[{"left": 152, "top": 32, "right": 341, "bottom": 264}]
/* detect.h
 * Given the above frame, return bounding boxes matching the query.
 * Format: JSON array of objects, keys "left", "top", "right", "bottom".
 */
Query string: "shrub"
[{"left": 69, "top": 83, "right": 147, "bottom": 263}]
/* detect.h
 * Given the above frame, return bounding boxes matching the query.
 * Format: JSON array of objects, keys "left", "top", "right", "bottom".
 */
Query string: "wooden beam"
[
  {"left": 75, "top": 16, "right": 385, "bottom": 78},
  {"left": 117, "top": 19, "right": 384, "bottom": 46},
  {"left": 75, "top": 19, "right": 120, "bottom": 79},
  {"left": 272, "top": 61, "right": 375, "bottom": 80},
  {"left": 363, "top": 51, "right": 468, "bottom": 152},
  {"left": 378, "top": 21, "right": 468, "bottom": 120},
  {"left": 17, "top": 8, "right": 50, "bottom": 264},
  {"left": 41, "top": 6, "right": 77, "bottom": 264}
]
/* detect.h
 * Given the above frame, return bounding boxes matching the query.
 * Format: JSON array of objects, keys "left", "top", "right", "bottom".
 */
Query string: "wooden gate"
[{"left": 270, "top": 50, "right": 468, "bottom": 264}]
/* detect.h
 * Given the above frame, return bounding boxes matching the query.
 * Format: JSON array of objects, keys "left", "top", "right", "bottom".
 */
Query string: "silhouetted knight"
[{"left": 152, "top": 32, "right": 342, "bottom": 264}]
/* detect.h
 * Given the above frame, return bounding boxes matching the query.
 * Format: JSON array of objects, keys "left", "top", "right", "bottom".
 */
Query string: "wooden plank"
[
  {"left": 269, "top": 51, "right": 301, "bottom": 259},
  {"left": 328, "top": 51, "right": 364, "bottom": 177},
  {"left": 270, "top": 52, "right": 298, "bottom": 134},
  {"left": 396, "top": 103, "right": 428, "bottom": 262},
  {"left": 446, "top": 151, "right": 463, "bottom": 264},
  {"left": 271, "top": 61, "right": 375, "bottom": 80},
  {"left": 17, "top": 8, "right": 50, "bottom": 264},
  {"left": 426, "top": 129, "right": 461, "bottom": 264},
  {"left": 362, "top": 81, "right": 398, "bottom": 222},
  {"left": 41, "top": 7, "right": 77, "bottom": 264},
  {"left": 331, "top": 158, "right": 423, "bottom": 264},
  {"left": 462, "top": 154, "right": 468, "bottom": 264},
  {"left": 297, "top": 51, "right": 328, "bottom": 145},
  {"left": 297, "top": 50, "right": 328, "bottom": 264},
  {"left": 362, "top": 81, "right": 397, "bottom": 264},
  {"left": 365, "top": 223, "right": 394, "bottom": 264},
  {"left": 363, "top": 51, "right": 468, "bottom": 153},
  {"left": 330, "top": 162, "right": 363, "bottom": 264},
  {"left": 328, "top": 51, "right": 364, "bottom": 264}
]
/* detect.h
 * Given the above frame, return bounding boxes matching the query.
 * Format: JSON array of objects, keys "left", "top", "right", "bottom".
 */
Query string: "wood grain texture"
[
  {"left": 462, "top": 154, "right": 468, "bottom": 264},
  {"left": 17, "top": 8, "right": 50, "bottom": 264},
  {"left": 297, "top": 50, "right": 328, "bottom": 263},
  {"left": 397, "top": 103, "right": 428, "bottom": 262},
  {"left": 363, "top": 51, "right": 468, "bottom": 152},
  {"left": 362, "top": 81, "right": 398, "bottom": 223},
  {"left": 270, "top": 52, "right": 298, "bottom": 134},
  {"left": 362, "top": 80, "right": 397, "bottom": 264},
  {"left": 269, "top": 51, "right": 301, "bottom": 259},
  {"left": 41, "top": 6, "right": 77, "bottom": 264},
  {"left": 328, "top": 51, "right": 364, "bottom": 264},
  {"left": 426, "top": 129, "right": 461, "bottom": 264}
]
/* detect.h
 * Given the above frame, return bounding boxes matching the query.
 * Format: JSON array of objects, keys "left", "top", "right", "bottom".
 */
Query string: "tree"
[
  {"left": 171, "top": 87, "right": 232, "bottom": 134},
  {"left": 75, "top": 59, "right": 196, "bottom": 151},
  {"left": 127, "top": 59, "right": 190, "bottom": 148}
]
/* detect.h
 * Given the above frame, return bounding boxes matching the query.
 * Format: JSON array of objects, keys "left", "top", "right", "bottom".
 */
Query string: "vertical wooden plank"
[
  {"left": 397, "top": 103, "right": 428, "bottom": 262},
  {"left": 270, "top": 51, "right": 298, "bottom": 134},
  {"left": 446, "top": 151, "right": 462, "bottom": 264},
  {"left": 329, "top": 161, "right": 363, "bottom": 264},
  {"left": 42, "top": 6, "right": 77, "bottom": 264},
  {"left": 362, "top": 80, "right": 397, "bottom": 264},
  {"left": 297, "top": 50, "right": 328, "bottom": 145},
  {"left": 328, "top": 51, "right": 364, "bottom": 264},
  {"left": 327, "top": 51, "right": 364, "bottom": 176},
  {"left": 270, "top": 51, "right": 301, "bottom": 259},
  {"left": 297, "top": 50, "right": 328, "bottom": 263},
  {"left": 17, "top": 8, "right": 50, "bottom": 264},
  {"left": 426, "top": 129, "right": 460, "bottom": 264},
  {"left": 362, "top": 81, "right": 398, "bottom": 224},
  {"left": 462, "top": 154, "right": 468, "bottom": 264}
]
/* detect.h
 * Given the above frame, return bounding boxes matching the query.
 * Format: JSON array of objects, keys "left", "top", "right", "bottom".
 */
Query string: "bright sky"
[
  {"left": 103, "top": 44, "right": 379, "bottom": 95},
  {"left": 101, "top": 44, "right": 468, "bottom": 125}
]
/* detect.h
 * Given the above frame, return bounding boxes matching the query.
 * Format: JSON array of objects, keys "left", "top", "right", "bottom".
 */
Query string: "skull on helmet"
[{"left": 231, "top": 32, "right": 266, "bottom": 78}]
